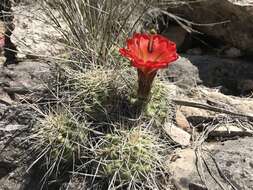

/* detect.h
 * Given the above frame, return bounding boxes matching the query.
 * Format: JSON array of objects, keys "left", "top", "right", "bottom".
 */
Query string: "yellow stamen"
[{"left": 148, "top": 37, "right": 154, "bottom": 53}]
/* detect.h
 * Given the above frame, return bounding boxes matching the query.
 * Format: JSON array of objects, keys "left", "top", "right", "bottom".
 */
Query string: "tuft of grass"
[
  {"left": 40, "top": 0, "right": 146, "bottom": 66},
  {"left": 92, "top": 127, "right": 169, "bottom": 189},
  {"left": 39, "top": 0, "right": 190, "bottom": 69}
]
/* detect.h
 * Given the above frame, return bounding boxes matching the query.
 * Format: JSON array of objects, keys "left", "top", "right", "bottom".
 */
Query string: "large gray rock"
[
  {"left": 164, "top": 55, "right": 253, "bottom": 95},
  {"left": 167, "top": 137, "right": 253, "bottom": 190},
  {"left": 162, "top": 57, "right": 201, "bottom": 89},
  {"left": 210, "top": 137, "right": 253, "bottom": 190},
  {"left": 0, "top": 60, "right": 51, "bottom": 100},
  {"left": 166, "top": 0, "right": 253, "bottom": 54},
  {"left": 186, "top": 55, "right": 253, "bottom": 95}
]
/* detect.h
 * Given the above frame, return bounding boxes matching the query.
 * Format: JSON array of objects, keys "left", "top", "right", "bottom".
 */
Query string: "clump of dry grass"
[
  {"left": 40, "top": 0, "right": 189, "bottom": 67},
  {"left": 40, "top": 0, "right": 146, "bottom": 66}
]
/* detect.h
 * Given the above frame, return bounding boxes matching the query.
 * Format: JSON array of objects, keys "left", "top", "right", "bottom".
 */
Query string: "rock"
[
  {"left": 0, "top": 89, "right": 14, "bottom": 105},
  {"left": 163, "top": 123, "right": 191, "bottom": 146},
  {"left": 179, "top": 106, "right": 212, "bottom": 118},
  {"left": 229, "top": 0, "right": 253, "bottom": 6},
  {"left": 209, "top": 124, "right": 253, "bottom": 139},
  {"left": 209, "top": 137, "right": 253, "bottom": 190},
  {"left": 239, "top": 79, "right": 253, "bottom": 94},
  {"left": 162, "top": 57, "right": 201, "bottom": 89},
  {"left": 0, "top": 166, "right": 31, "bottom": 190},
  {"left": 167, "top": 137, "right": 253, "bottom": 190},
  {"left": 6, "top": 60, "right": 51, "bottom": 81},
  {"left": 175, "top": 109, "right": 191, "bottom": 132},
  {"left": 186, "top": 48, "right": 203, "bottom": 55},
  {"left": 223, "top": 47, "right": 242, "bottom": 58},
  {"left": 179, "top": 106, "right": 214, "bottom": 126},
  {"left": 0, "top": 125, "right": 33, "bottom": 190},
  {"left": 235, "top": 99, "right": 253, "bottom": 114},
  {"left": 177, "top": 87, "right": 253, "bottom": 127},
  {"left": 161, "top": 25, "right": 188, "bottom": 50},
  {"left": 166, "top": 0, "right": 253, "bottom": 54},
  {"left": 163, "top": 55, "right": 253, "bottom": 95},
  {"left": 0, "top": 60, "right": 51, "bottom": 99},
  {"left": 0, "top": 3, "right": 62, "bottom": 190},
  {"left": 167, "top": 148, "right": 204, "bottom": 190},
  {"left": 185, "top": 55, "right": 253, "bottom": 95},
  {"left": 198, "top": 88, "right": 253, "bottom": 114},
  {"left": 12, "top": 5, "right": 64, "bottom": 57}
]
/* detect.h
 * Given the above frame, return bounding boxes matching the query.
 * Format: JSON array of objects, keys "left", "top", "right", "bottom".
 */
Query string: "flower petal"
[{"left": 119, "top": 33, "right": 179, "bottom": 70}]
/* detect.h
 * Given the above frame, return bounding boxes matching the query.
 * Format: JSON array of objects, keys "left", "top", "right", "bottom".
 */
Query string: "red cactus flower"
[
  {"left": 120, "top": 33, "right": 179, "bottom": 101},
  {"left": 120, "top": 33, "right": 178, "bottom": 70}
]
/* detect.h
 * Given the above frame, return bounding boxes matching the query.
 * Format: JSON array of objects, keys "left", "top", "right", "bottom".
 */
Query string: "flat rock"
[
  {"left": 13, "top": 5, "right": 64, "bottom": 57},
  {"left": 167, "top": 148, "right": 204, "bottom": 190},
  {"left": 175, "top": 109, "right": 191, "bottom": 132},
  {"left": 209, "top": 137, "right": 253, "bottom": 190},
  {"left": 164, "top": 123, "right": 191, "bottom": 146},
  {"left": 179, "top": 106, "right": 212, "bottom": 119},
  {"left": 167, "top": 137, "right": 253, "bottom": 190},
  {"left": 209, "top": 124, "right": 253, "bottom": 139},
  {"left": 197, "top": 87, "right": 253, "bottom": 115},
  {"left": 0, "top": 60, "right": 51, "bottom": 99}
]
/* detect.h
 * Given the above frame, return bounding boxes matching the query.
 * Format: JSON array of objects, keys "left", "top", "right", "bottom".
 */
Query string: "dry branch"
[{"left": 173, "top": 99, "right": 253, "bottom": 121}]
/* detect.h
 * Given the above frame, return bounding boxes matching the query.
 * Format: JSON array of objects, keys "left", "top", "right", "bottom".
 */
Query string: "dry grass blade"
[
  {"left": 173, "top": 99, "right": 253, "bottom": 121},
  {"left": 40, "top": 0, "right": 144, "bottom": 66}
]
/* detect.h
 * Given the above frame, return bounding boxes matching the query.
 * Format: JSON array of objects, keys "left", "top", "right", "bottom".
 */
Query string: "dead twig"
[{"left": 173, "top": 99, "right": 253, "bottom": 121}]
